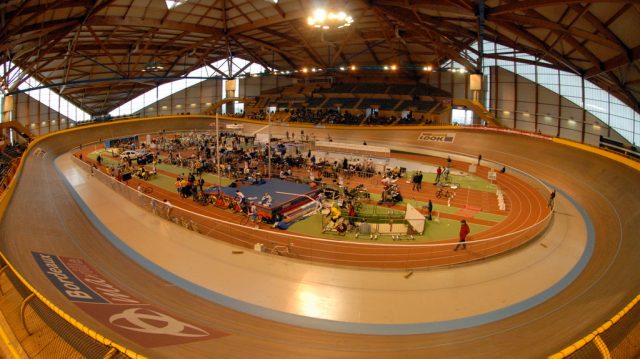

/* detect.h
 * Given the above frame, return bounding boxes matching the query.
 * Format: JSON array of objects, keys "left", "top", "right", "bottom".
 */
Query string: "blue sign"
[{"left": 32, "top": 252, "right": 108, "bottom": 304}]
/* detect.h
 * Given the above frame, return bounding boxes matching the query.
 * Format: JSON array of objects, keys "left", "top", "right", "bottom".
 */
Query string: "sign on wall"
[{"left": 417, "top": 132, "right": 456, "bottom": 143}]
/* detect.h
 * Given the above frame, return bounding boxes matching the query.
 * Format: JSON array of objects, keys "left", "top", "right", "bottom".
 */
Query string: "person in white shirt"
[
  {"left": 235, "top": 190, "right": 245, "bottom": 204},
  {"left": 163, "top": 199, "right": 173, "bottom": 218},
  {"left": 260, "top": 192, "right": 273, "bottom": 207}
]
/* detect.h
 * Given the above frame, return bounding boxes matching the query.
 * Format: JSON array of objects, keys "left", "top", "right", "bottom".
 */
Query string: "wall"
[
  {"left": 490, "top": 67, "right": 612, "bottom": 146},
  {"left": 136, "top": 79, "right": 224, "bottom": 117},
  {"left": 239, "top": 76, "right": 295, "bottom": 98},
  {"left": 13, "top": 93, "right": 73, "bottom": 138}
]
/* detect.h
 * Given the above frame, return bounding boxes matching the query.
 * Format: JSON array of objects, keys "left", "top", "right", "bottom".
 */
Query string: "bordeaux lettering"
[
  {"left": 67, "top": 290, "right": 92, "bottom": 299},
  {"left": 40, "top": 256, "right": 94, "bottom": 300},
  {"left": 84, "top": 275, "right": 140, "bottom": 304}
]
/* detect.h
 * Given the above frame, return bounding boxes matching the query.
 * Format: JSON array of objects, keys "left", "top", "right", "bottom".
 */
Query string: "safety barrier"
[{"left": 549, "top": 294, "right": 640, "bottom": 358}]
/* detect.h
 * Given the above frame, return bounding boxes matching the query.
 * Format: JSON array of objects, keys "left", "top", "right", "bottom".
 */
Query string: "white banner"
[{"left": 417, "top": 132, "right": 456, "bottom": 143}]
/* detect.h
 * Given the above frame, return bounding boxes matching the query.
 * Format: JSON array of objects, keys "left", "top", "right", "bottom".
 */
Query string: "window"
[
  {"left": 479, "top": 41, "right": 639, "bottom": 145},
  {"left": 0, "top": 61, "right": 90, "bottom": 122},
  {"left": 110, "top": 57, "right": 266, "bottom": 117}
]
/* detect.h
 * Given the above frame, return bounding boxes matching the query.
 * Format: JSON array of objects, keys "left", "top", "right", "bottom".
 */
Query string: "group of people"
[
  {"left": 411, "top": 171, "right": 424, "bottom": 191},
  {"left": 175, "top": 173, "right": 205, "bottom": 198},
  {"left": 434, "top": 166, "right": 450, "bottom": 184}
]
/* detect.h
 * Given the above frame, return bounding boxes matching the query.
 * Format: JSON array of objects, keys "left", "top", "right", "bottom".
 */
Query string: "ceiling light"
[
  {"left": 350, "top": 65, "right": 356, "bottom": 71},
  {"left": 143, "top": 61, "right": 164, "bottom": 72},
  {"left": 307, "top": 7, "right": 354, "bottom": 30}
]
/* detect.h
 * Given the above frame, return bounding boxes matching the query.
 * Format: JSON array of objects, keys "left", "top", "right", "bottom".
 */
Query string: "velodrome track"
[{"left": 0, "top": 116, "right": 638, "bottom": 358}]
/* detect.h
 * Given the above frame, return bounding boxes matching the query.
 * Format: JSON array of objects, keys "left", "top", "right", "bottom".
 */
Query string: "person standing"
[
  {"left": 426, "top": 199, "right": 433, "bottom": 221},
  {"left": 412, "top": 172, "right": 419, "bottom": 191},
  {"left": 548, "top": 189, "right": 556, "bottom": 209},
  {"left": 248, "top": 202, "right": 258, "bottom": 223},
  {"left": 416, "top": 171, "right": 423, "bottom": 191},
  {"left": 358, "top": 219, "right": 372, "bottom": 239},
  {"left": 477, "top": 154, "right": 482, "bottom": 166},
  {"left": 454, "top": 219, "right": 470, "bottom": 251},
  {"left": 163, "top": 199, "right": 173, "bottom": 219},
  {"left": 198, "top": 177, "right": 205, "bottom": 193},
  {"left": 434, "top": 166, "right": 442, "bottom": 184},
  {"left": 235, "top": 189, "right": 245, "bottom": 204}
]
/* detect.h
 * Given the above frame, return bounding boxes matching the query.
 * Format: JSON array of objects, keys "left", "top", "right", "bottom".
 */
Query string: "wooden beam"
[
  {"left": 234, "top": 33, "right": 307, "bottom": 64},
  {"left": 489, "top": 13, "right": 622, "bottom": 50},
  {"left": 584, "top": 44, "right": 640, "bottom": 79},
  {"left": 488, "top": 0, "right": 632, "bottom": 16},
  {"left": 228, "top": 10, "right": 307, "bottom": 35},
  {"left": 87, "top": 16, "right": 225, "bottom": 37},
  {"left": 230, "top": 36, "right": 274, "bottom": 69},
  {"left": 379, "top": 6, "right": 477, "bottom": 70},
  {"left": 287, "top": 22, "right": 326, "bottom": 67}
]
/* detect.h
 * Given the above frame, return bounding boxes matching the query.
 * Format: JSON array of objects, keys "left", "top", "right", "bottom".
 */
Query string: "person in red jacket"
[{"left": 454, "top": 219, "right": 470, "bottom": 251}]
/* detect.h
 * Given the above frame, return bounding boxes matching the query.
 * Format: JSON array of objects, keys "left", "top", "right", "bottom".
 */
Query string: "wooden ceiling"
[{"left": 1, "top": 0, "right": 639, "bottom": 115}]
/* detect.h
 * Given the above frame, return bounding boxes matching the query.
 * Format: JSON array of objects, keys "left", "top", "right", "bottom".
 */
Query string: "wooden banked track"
[{"left": 1, "top": 116, "right": 638, "bottom": 358}]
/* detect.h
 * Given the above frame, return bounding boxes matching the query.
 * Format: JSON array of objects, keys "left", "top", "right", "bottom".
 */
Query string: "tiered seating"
[
  {"left": 245, "top": 82, "right": 452, "bottom": 127},
  {"left": 305, "top": 97, "right": 326, "bottom": 108},
  {"left": 353, "top": 83, "right": 388, "bottom": 94},
  {"left": 3, "top": 145, "right": 24, "bottom": 158},
  {"left": 324, "top": 110, "right": 363, "bottom": 125},
  {"left": 388, "top": 84, "right": 416, "bottom": 95},
  {"left": 281, "top": 84, "right": 304, "bottom": 95},
  {"left": 280, "top": 96, "right": 303, "bottom": 101},
  {"left": 397, "top": 100, "right": 437, "bottom": 112},
  {"left": 323, "top": 97, "right": 359, "bottom": 109},
  {"left": 414, "top": 84, "right": 451, "bottom": 97},
  {"left": 317, "top": 83, "right": 357, "bottom": 93},
  {"left": 357, "top": 98, "right": 399, "bottom": 111},
  {"left": 289, "top": 109, "right": 324, "bottom": 123},
  {"left": 365, "top": 115, "right": 396, "bottom": 125},
  {"left": 397, "top": 116, "right": 419, "bottom": 125}
]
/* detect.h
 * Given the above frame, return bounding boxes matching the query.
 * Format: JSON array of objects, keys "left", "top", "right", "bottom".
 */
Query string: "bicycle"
[
  {"left": 435, "top": 187, "right": 455, "bottom": 199},
  {"left": 139, "top": 185, "right": 153, "bottom": 194}
]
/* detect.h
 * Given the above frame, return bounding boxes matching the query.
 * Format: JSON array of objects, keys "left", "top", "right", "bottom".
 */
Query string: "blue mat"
[{"left": 206, "top": 179, "right": 315, "bottom": 207}]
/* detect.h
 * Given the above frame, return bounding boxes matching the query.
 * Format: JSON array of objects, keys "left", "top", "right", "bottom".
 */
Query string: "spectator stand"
[{"left": 599, "top": 135, "right": 640, "bottom": 160}]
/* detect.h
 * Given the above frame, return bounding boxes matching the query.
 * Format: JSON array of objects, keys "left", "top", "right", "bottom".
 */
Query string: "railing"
[
  {"left": 549, "top": 294, "right": 640, "bottom": 358},
  {"left": 70, "top": 149, "right": 552, "bottom": 269}
]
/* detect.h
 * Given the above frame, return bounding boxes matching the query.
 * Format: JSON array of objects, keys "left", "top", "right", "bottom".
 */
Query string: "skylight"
[{"left": 165, "top": 0, "right": 190, "bottom": 9}]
